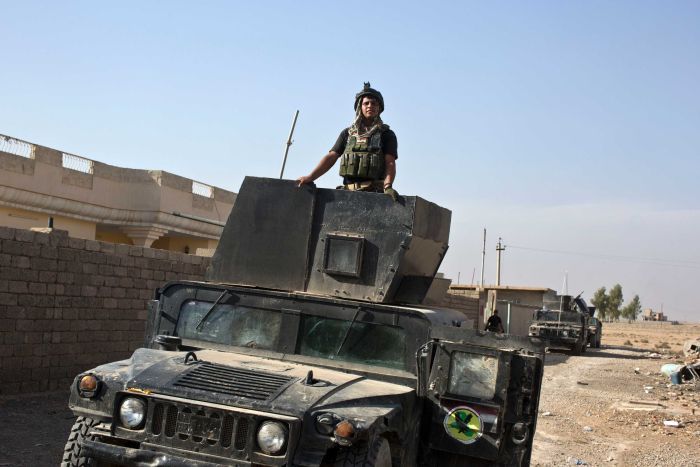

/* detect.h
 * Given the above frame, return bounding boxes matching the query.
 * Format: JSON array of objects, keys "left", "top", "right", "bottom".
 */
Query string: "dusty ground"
[
  {"left": 0, "top": 390, "right": 74, "bottom": 466},
  {"left": 532, "top": 322, "right": 700, "bottom": 466},
  {"left": 0, "top": 322, "right": 698, "bottom": 466}
]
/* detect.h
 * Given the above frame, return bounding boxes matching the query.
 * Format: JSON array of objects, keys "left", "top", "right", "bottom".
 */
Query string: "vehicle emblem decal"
[{"left": 443, "top": 406, "right": 482, "bottom": 445}]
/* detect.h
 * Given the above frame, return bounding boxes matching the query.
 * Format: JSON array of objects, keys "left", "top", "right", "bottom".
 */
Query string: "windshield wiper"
[
  {"left": 335, "top": 308, "right": 361, "bottom": 357},
  {"left": 195, "top": 290, "right": 229, "bottom": 331}
]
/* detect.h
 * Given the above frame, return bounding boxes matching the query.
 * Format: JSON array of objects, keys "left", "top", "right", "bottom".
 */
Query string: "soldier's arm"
[
  {"left": 382, "top": 130, "right": 398, "bottom": 189},
  {"left": 383, "top": 154, "right": 396, "bottom": 188},
  {"left": 297, "top": 151, "right": 340, "bottom": 186}
]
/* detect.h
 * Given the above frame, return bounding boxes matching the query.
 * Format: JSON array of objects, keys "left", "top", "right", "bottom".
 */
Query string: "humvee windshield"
[
  {"left": 177, "top": 300, "right": 283, "bottom": 350},
  {"left": 175, "top": 300, "right": 407, "bottom": 370},
  {"left": 448, "top": 352, "right": 498, "bottom": 399},
  {"left": 535, "top": 310, "right": 581, "bottom": 323}
]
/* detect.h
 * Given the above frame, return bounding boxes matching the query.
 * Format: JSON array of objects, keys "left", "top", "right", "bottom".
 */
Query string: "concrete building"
[
  {"left": 449, "top": 285, "right": 557, "bottom": 337},
  {"left": 0, "top": 134, "right": 235, "bottom": 255},
  {"left": 642, "top": 308, "right": 667, "bottom": 322}
]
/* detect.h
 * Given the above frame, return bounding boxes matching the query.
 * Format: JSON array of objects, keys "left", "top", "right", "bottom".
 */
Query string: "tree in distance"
[
  {"left": 622, "top": 294, "right": 642, "bottom": 322},
  {"left": 607, "top": 284, "right": 624, "bottom": 322},
  {"left": 591, "top": 287, "right": 609, "bottom": 321},
  {"left": 591, "top": 284, "right": 631, "bottom": 322}
]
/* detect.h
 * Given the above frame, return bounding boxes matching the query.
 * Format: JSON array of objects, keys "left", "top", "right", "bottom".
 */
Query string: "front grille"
[
  {"left": 173, "top": 362, "right": 295, "bottom": 401},
  {"left": 147, "top": 400, "right": 254, "bottom": 461},
  {"left": 152, "top": 403, "right": 164, "bottom": 435},
  {"left": 235, "top": 418, "right": 249, "bottom": 450},
  {"left": 164, "top": 405, "right": 177, "bottom": 437},
  {"left": 221, "top": 415, "right": 234, "bottom": 448},
  {"left": 540, "top": 328, "right": 565, "bottom": 337}
]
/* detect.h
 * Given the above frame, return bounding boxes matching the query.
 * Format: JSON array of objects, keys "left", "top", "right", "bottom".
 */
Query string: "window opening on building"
[
  {"left": 62, "top": 152, "right": 94, "bottom": 174},
  {"left": 192, "top": 180, "right": 214, "bottom": 198},
  {"left": 0, "top": 135, "right": 34, "bottom": 159}
]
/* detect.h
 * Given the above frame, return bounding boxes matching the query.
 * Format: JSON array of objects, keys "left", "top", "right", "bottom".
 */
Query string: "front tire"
[
  {"left": 334, "top": 436, "right": 392, "bottom": 467},
  {"left": 571, "top": 342, "right": 582, "bottom": 355},
  {"left": 61, "top": 416, "right": 99, "bottom": 467}
]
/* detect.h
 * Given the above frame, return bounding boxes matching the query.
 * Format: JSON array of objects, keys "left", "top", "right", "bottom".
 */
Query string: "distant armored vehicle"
[
  {"left": 63, "top": 177, "right": 545, "bottom": 466},
  {"left": 528, "top": 295, "right": 590, "bottom": 355}
]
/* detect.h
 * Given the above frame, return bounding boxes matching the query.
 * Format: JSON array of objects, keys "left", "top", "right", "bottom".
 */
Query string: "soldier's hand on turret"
[
  {"left": 296, "top": 175, "right": 313, "bottom": 187},
  {"left": 384, "top": 186, "right": 399, "bottom": 202}
]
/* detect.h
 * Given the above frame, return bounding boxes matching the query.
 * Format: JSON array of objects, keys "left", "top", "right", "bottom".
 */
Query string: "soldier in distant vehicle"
[
  {"left": 486, "top": 309, "right": 505, "bottom": 333},
  {"left": 297, "top": 82, "right": 399, "bottom": 201}
]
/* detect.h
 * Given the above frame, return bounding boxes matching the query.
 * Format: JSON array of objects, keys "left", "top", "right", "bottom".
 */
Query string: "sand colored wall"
[
  {"left": 0, "top": 206, "right": 96, "bottom": 240},
  {"left": 95, "top": 230, "right": 134, "bottom": 245},
  {"left": 150, "top": 236, "right": 213, "bottom": 254}
]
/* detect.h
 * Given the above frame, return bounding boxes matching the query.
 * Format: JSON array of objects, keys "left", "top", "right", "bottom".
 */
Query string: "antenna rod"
[
  {"left": 173, "top": 211, "right": 225, "bottom": 227},
  {"left": 280, "top": 110, "right": 300, "bottom": 179}
]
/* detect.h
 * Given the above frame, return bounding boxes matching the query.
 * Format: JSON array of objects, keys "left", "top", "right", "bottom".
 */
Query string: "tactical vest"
[{"left": 338, "top": 131, "right": 385, "bottom": 180}]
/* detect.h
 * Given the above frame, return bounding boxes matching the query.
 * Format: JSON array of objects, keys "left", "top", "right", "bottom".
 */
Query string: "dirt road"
[
  {"left": 533, "top": 323, "right": 700, "bottom": 466},
  {"left": 1, "top": 323, "right": 698, "bottom": 466},
  {"left": 0, "top": 390, "right": 73, "bottom": 466}
]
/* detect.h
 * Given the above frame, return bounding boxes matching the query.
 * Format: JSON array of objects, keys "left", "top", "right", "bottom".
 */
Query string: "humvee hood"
[{"left": 121, "top": 349, "right": 414, "bottom": 417}]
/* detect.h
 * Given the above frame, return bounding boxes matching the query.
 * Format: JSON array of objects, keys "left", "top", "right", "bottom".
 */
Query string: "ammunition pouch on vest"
[{"left": 339, "top": 132, "right": 385, "bottom": 180}]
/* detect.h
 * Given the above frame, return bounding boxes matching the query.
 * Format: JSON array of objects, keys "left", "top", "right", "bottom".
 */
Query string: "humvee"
[
  {"left": 62, "top": 177, "right": 545, "bottom": 466},
  {"left": 528, "top": 295, "right": 590, "bottom": 355}
]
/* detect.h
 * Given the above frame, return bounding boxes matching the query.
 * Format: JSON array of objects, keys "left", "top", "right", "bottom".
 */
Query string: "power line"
[{"left": 507, "top": 244, "right": 700, "bottom": 270}]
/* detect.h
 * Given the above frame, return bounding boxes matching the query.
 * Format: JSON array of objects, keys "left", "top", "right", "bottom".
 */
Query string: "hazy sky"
[{"left": 2, "top": 1, "right": 699, "bottom": 320}]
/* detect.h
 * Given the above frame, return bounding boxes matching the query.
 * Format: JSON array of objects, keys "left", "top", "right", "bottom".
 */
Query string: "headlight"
[
  {"left": 119, "top": 397, "right": 146, "bottom": 429},
  {"left": 511, "top": 422, "right": 529, "bottom": 444},
  {"left": 562, "top": 330, "right": 569, "bottom": 337},
  {"left": 316, "top": 413, "right": 340, "bottom": 435},
  {"left": 256, "top": 421, "right": 288, "bottom": 455},
  {"left": 77, "top": 374, "right": 100, "bottom": 398}
]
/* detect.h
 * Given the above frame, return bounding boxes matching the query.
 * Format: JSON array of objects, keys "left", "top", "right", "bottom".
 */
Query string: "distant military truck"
[
  {"left": 62, "top": 177, "right": 545, "bottom": 467},
  {"left": 528, "top": 295, "right": 590, "bottom": 355}
]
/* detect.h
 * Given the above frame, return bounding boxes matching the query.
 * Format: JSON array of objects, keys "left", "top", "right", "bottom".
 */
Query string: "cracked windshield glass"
[
  {"left": 176, "top": 300, "right": 282, "bottom": 350},
  {"left": 297, "top": 315, "right": 406, "bottom": 370},
  {"left": 536, "top": 311, "right": 581, "bottom": 323},
  {"left": 449, "top": 352, "right": 499, "bottom": 399}
]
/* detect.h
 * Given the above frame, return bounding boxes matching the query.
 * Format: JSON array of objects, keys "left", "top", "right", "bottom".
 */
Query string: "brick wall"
[
  {"left": 442, "top": 289, "right": 481, "bottom": 329},
  {"left": 0, "top": 226, "right": 210, "bottom": 395}
]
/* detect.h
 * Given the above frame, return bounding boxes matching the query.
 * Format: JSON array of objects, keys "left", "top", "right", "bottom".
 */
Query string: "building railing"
[
  {"left": 0, "top": 134, "right": 35, "bottom": 159},
  {"left": 0, "top": 132, "right": 235, "bottom": 204},
  {"left": 62, "top": 152, "right": 95, "bottom": 174},
  {"left": 192, "top": 180, "right": 213, "bottom": 198}
]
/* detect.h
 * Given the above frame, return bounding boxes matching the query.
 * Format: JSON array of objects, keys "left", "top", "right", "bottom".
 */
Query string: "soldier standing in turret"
[{"left": 297, "top": 82, "right": 399, "bottom": 201}]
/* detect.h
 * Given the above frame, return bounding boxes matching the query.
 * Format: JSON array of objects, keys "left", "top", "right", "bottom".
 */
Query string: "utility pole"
[
  {"left": 496, "top": 237, "right": 505, "bottom": 286},
  {"left": 457, "top": 271, "right": 461, "bottom": 285},
  {"left": 480, "top": 228, "right": 486, "bottom": 287}
]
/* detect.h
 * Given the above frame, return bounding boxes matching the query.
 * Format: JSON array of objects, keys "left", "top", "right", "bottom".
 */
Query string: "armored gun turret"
[{"left": 207, "top": 176, "right": 451, "bottom": 304}]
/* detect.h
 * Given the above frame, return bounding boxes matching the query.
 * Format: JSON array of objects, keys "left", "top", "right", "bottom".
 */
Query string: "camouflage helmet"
[{"left": 354, "top": 82, "right": 384, "bottom": 113}]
